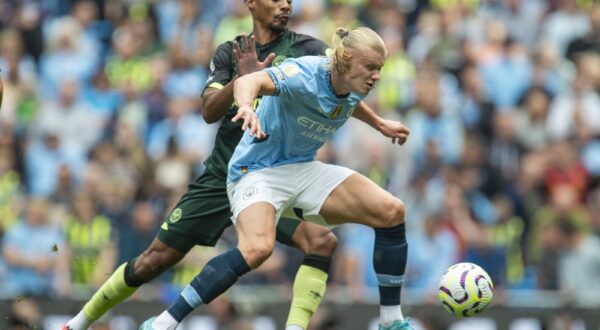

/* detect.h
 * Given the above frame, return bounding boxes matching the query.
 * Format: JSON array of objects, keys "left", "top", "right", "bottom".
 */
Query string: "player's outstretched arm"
[
  {"left": 202, "top": 84, "right": 237, "bottom": 123},
  {"left": 231, "top": 71, "right": 276, "bottom": 138},
  {"left": 352, "top": 101, "right": 410, "bottom": 145},
  {"left": 201, "top": 34, "right": 275, "bottom": 123}
]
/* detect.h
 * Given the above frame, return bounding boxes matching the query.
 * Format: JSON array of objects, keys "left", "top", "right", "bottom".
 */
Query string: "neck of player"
[
  {"left": 330, "top": 71, "right": 352, "bottom": 97},
  {"left": 252, "top": 25, "right": 283, "bottom": 45}
]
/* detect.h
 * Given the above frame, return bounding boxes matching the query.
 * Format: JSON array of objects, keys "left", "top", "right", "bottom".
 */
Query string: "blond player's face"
[{"left": 345, "top": 48, "right": 385, "bottom": 95}]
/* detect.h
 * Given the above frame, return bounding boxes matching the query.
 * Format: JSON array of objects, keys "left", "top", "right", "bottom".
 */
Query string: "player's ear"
[
  {"left": 342, "top": 49, "right": 352, "bottom": 61},
  {"left": 245, "top": 0, "right": 256, "bottom": 10},
  {"left": 342, "top": 49, "right": 353, "bottom": 71}
]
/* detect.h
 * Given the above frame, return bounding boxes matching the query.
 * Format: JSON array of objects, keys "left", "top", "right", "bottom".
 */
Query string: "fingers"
[
  {"left": 255, "top": 118, "right": 265, "bottom": 139},
  {"left": 241, "top": 33, "right": 248, "bottom": 53},
  {"left": 247, "top": 116, "right": 263, "bottom": 137},
  {"left": 247, "top": 114, "right": 265, "bottom": 138},
  {"left": 231, "top": 110, "right": 245, "bottom": 123},
  {"left": 232, "top": 41, "right": 242, "bottom": 59},
  {"left": 239, "top": 112, "right": 252, "bottom": 133},
  {"left": 248, "top": 35, "right": 256, "bottom": 54},
  {"left": 235, "top": 34, "right": 253, "bottom": 55},
  {"left": 261, "top": 52, "right": 276, "bottom": 67},
  {"left": 247, "top": 113, "right": 261, "bottom": 137},
  {"left": 395, "top": 134, "right": 409, "bottom": 145},
  {"left": 232, "top": 109, "right": 263, "bottom": 138},
  {"left": 242, "top": 116, "right": 250, "bottom": 132}
]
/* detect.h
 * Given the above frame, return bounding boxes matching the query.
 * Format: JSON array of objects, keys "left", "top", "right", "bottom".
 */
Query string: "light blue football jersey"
[{"left": 228, "top": 56, "right": 365, "bottom": 183}]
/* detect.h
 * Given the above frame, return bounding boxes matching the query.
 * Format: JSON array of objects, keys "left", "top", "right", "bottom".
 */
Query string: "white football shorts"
[{"left": 226, "top": 161, "right": 355, "bottom": 226}]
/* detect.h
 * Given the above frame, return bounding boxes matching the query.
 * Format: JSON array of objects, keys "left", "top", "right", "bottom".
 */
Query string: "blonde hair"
[{"left": 330, "top": 27, "right": 388, "bottom": 74}]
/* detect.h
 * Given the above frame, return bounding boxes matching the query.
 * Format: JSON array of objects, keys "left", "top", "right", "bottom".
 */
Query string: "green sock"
[
  {"left": 286, "top": 265, "right": 328, "bottom": 330},
  {"left": 82, "top": 263, "right": 138, "bottom": 321}
]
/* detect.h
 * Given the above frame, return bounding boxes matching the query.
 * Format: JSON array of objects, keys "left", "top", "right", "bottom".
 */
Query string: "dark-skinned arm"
[
  {"left": 201, "top": 34, "right": 275, "bottom": 123},
  {"left": 201, "top": 82, "right": 237, "bottom": 123}
]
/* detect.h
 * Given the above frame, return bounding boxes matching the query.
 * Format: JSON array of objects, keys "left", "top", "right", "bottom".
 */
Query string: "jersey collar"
[
  {"left": 254, "top": 29, "right": 290, "bottom": 50},
  {"left": 326, "top": 71, "right": 350, "bottom": 99}
]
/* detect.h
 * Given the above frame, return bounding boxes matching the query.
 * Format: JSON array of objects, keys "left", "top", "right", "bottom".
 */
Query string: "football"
[{"left": 438, "top": 262, "right": 494, "bottom": 317}]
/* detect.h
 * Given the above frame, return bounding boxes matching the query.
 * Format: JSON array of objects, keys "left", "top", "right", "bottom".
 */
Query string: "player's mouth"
[
  {"left": 366, "top": 82, "right": 375, "bottom": 90},
  {"left": 275, "top": 14, "right": 289, "bottom": 22}
]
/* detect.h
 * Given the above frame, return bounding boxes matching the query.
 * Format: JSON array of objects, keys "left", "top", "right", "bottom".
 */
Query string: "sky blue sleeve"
[{"left": 264, "top": 58, "right": 312, "bottom": 99}]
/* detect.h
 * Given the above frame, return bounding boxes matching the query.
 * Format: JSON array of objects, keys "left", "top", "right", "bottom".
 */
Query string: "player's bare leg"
[
  {"left": 320, "top": 173, "right": 411, "bottom": 330},
  {"left": 147, "top": 202, "right": 276, "bottom": 329}
]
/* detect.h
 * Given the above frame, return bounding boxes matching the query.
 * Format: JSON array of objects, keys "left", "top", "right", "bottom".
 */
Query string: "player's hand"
[
  {"left": 232, "top": 105, "right": 266, "bottom": 139},
  {"left": 233, "top": 34, "right": 276, "bottom": 77},
  {"left": 377, "top": 119, "right": 410, "bottom": 145}
]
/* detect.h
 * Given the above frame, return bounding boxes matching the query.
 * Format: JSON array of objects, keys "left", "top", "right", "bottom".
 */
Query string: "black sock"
[
  {"left": 373, "top": 223, "right": 407, "bottom": 306},
  {"left": 166, "top": 248, "right": 251, "bottom": 322}
]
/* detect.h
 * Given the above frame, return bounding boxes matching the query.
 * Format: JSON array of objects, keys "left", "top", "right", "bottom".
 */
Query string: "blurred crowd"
[{"left": 1, "top": 0, "right": 600, "bottom": 314}]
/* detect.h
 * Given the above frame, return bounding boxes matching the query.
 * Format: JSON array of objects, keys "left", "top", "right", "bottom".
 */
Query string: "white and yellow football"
[{"left": 438, "top": 262, "right": 494, "bottom": 317}]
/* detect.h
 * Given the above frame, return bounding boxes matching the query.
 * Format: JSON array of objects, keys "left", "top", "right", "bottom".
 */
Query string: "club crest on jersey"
[
  {"left": 272, "top": 55, "right": 288, "bottom": 66},
  {"left": 170, "top": 208, "right": 183, "bottom": 223},
  {"left": 330, "top": 105, "right": 343, "bottom": 119},
  {"left": 282, "top": 64, "right": 300, "bottom": 77}
]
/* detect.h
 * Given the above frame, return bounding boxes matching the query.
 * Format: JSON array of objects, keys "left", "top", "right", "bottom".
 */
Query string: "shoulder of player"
[
  {"left": 287, "top": 30, "right": 317, "bottom": 42},
  {"left": 280, "top": 55, "right": 325, "bottom": 73},
  {"left": 214, "top": 40, "right": 235, "bottom": 57},
  {"left": 287, "top": 30, "right": 327, "bottom": 54}
]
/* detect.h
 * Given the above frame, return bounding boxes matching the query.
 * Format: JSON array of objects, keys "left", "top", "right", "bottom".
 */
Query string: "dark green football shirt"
[{"left": 202, "top": 29, "right": 327, "bottom": 183}]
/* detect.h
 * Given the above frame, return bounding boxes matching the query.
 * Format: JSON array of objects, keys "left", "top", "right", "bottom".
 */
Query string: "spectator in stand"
[
  {"left": 405, "top": 213, "right": 458, "bottom": 292},
  {"left": 514, "top": 87, "right": 552, "bottom": 151},
  {"left": 541, "top": 0, "right": 590, "bottom": 56},
  {"left": 405, "top": 70, "right": 464, "bottom": 167},
  {"left": 558, "top": 220, "right": 600, "bottom": 304},
  {"left": 547, "top": 68, "right": 600, "bottom": 141},
  {"left": 2, "top": 198, "right": 63, "bottom": 296},
  {"left": 25, "top": 128, "right": 86, "bottom": 197},
  {"left": 60, "top": 193, "right": 116, "bottom": 295},
  {"left": 566, "top": 4, "right": 600, "bottom": 61},
  {"left": 0, "top": 28, "right": 38, "bottom": 128}
]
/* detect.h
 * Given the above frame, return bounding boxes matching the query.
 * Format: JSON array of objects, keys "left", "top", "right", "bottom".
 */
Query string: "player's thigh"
[
  {"left": 291, "top": 162, "right": 354, "bottom": 224},
  {"left": 319, "top": 172, "right": 403, "bottom": 227},
  {"left": 236, "top": 202, "right": 278, "bottom": 263},
  {"left": 157, "top": 174, "right": 233, "bottom": 253}
]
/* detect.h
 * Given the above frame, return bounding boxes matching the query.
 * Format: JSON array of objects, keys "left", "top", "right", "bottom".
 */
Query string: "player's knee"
[
  {"left": 306, "top": 230, "right": 338, "bottom": 257},
  {"left": 240, "top": 241, "right": 275, "bottom": 268},
  {"left": 379, "top": 198, "right": 406, "bottom": 228}
]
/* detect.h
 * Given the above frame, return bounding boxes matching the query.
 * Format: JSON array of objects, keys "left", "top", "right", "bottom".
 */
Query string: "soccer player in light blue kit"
[{"left": 142, "top": 27, "right": 412, "bottom": 330}]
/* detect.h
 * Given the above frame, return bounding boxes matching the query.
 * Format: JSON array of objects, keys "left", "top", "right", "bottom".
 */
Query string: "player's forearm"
[
  {"left": 352, "top": 101, "right": 384, "bottom": 131},
  {"left": 201, "top": 82, "right": 236, "bottom": 123},
  {"left": 233, "top": 73, "right": 262, "bottom": 108}
]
